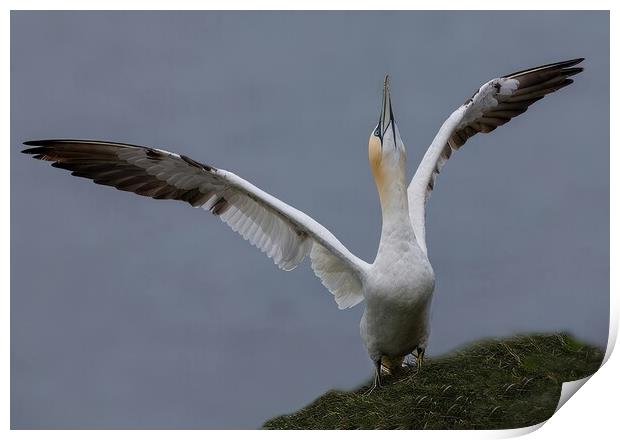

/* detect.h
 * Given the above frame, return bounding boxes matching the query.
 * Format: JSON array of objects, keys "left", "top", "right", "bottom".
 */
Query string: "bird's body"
[
  {"left": 362, "top": 149, "right": 434, "bottom": 366},
  {"left": 23, "top": 58, "right": 584, "bottom": 388},
  {"left": 362, "top": 245, "right": 434, "bottom": 362}
]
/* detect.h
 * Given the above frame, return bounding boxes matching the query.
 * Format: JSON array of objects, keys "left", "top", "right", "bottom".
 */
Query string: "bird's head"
[{"left": 368, "top": 75, "right": 406, "bottom": 190}]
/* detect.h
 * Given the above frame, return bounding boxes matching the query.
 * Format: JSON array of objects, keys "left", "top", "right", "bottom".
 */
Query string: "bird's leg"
[
  {"left": 374, "top": 359, "right": 383, "bottom": 387},
  {"left": 364, "top": 359, "right": 383, "bottom": 395},
  {"left": 415, "top": 347, "right": 425, "bottom": 372}
]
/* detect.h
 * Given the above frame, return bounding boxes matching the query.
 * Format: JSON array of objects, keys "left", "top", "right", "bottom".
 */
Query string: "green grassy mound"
[{"left": 264, "top": 333, "right": 604, "bottom": 430}]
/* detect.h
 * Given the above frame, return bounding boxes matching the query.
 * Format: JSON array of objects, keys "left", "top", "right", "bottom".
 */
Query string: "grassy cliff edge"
[{"left": 264, "top": 333, "right": 603, "bottom": 430}]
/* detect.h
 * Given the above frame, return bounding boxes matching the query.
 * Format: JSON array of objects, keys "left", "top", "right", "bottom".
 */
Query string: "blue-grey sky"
[{"left": 11, "top": 11, "right": 609, "bottom": 429}]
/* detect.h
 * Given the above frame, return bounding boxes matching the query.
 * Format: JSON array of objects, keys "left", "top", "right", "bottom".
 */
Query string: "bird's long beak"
[{"left": 378, "top": 75, "right": 395, "bottom": 141}]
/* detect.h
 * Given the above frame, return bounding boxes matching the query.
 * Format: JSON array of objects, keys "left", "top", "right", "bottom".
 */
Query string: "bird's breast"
[
  {"left": 361, "top": 256, "right": 435, "bottom": 359},
  {"left": 365, "top": 249, "right": 435, "bottom": 306}
]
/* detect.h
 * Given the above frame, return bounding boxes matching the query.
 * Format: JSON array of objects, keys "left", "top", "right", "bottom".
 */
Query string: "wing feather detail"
[
  {"left": 23, "top": 139, "right": 368, "bottom": 308},
  {"left": 310, "top": 243, "right": 364, "bottom": 309},
  {"left": 408, "top": 58, "right": 584, "bottom": 254}
]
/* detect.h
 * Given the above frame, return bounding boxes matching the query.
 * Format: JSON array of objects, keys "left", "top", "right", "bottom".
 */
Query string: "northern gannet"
[{"left": 22, "top": 58, "right": 584, "bottom": 390}]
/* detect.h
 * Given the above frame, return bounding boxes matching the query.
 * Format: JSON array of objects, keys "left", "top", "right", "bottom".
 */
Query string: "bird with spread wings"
[{"left": 23, "top": 58, "right": 584, "bottom": 388}]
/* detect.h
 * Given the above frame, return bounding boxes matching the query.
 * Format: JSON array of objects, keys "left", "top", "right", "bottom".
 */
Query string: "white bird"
[{"left": 23, "top": 58, "right": 584, "bottom": 390}]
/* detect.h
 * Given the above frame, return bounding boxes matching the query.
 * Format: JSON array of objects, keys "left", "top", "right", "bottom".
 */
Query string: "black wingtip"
[
  {"left": 22, "top": 141, "right": 57, "bottom": 156},
  {"left": 22, "top": 138, "right": 165, "bottom": 151},
  {"left": 558, "top": 57, "right": 585, "bottom": 69},
  {"left": 22, "top": 145, "right": 53, "bottom": 155},
  {"left": 506, "top": 57, "right": 586, "bottom": 79},
  {"left": 22, "top": 140, "right": 53, "bottom": 154},
  {"left": 23, "top": 140, "right": 48, "bottom": 147},
  {"left": 562, "top": 67, "right": 585, "bottom": 77},
  {"left": 563, "top": 57, "right": 585, "bottom": 64},
  {"left": 23, "top": 139, "right": 59, "bottom": 147}
]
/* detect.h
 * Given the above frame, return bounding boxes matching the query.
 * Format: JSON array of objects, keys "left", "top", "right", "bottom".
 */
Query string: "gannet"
[{"left": 22, "top": 58, "right": 584, "bottom": 390}]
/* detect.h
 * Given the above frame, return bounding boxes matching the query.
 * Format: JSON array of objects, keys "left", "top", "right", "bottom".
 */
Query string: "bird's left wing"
[
  {"left": 407, "top": 58, "right": 584, "bottom": 254},
  {"left": 22, "top": 140, "right": 369, "bottom": 309}
]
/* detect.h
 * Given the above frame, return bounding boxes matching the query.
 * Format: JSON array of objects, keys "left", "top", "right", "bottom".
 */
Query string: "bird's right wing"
[
  {"left": 407, "top": 58, "right": 584, "bottom": 254},
  {"left": 22, "top": 140, "right": 370, "bottom": 309}
]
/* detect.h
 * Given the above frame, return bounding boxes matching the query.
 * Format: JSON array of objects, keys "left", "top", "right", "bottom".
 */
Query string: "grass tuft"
[{"left": 263, "top": 333, "right": 603, "bottom": 430}]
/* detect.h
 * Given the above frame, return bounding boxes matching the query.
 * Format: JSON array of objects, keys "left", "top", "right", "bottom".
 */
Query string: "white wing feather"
[
  {"left": 23, "top": 140, "right": 369, "bottom": 309},
  {"left": 407, "top": 58, "right": 584, "bottom": 254}
]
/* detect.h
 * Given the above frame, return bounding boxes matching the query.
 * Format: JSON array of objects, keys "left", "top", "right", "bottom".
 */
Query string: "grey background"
[{"left": 11, "top": 11, "right": 609, "bottom": 429}]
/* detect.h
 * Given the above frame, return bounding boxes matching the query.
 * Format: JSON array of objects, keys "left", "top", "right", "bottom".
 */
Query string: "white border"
[{"left": 4, "top": 2, "right": 615, "bottom": 438}]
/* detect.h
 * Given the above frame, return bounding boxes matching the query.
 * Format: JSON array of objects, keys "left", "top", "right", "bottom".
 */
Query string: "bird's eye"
[{"left": 374, "top": 126, "right": 381, "bottom": 137}]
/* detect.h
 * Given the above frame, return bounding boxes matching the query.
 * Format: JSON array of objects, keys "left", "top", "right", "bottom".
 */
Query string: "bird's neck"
[{"left": 374, "top": 169, "right": 417, "bottom": 254}]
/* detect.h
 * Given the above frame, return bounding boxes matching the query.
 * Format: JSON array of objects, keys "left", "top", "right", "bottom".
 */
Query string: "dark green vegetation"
[{"left": 264, "top": 333, "right": 603, "bottom": 430}]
